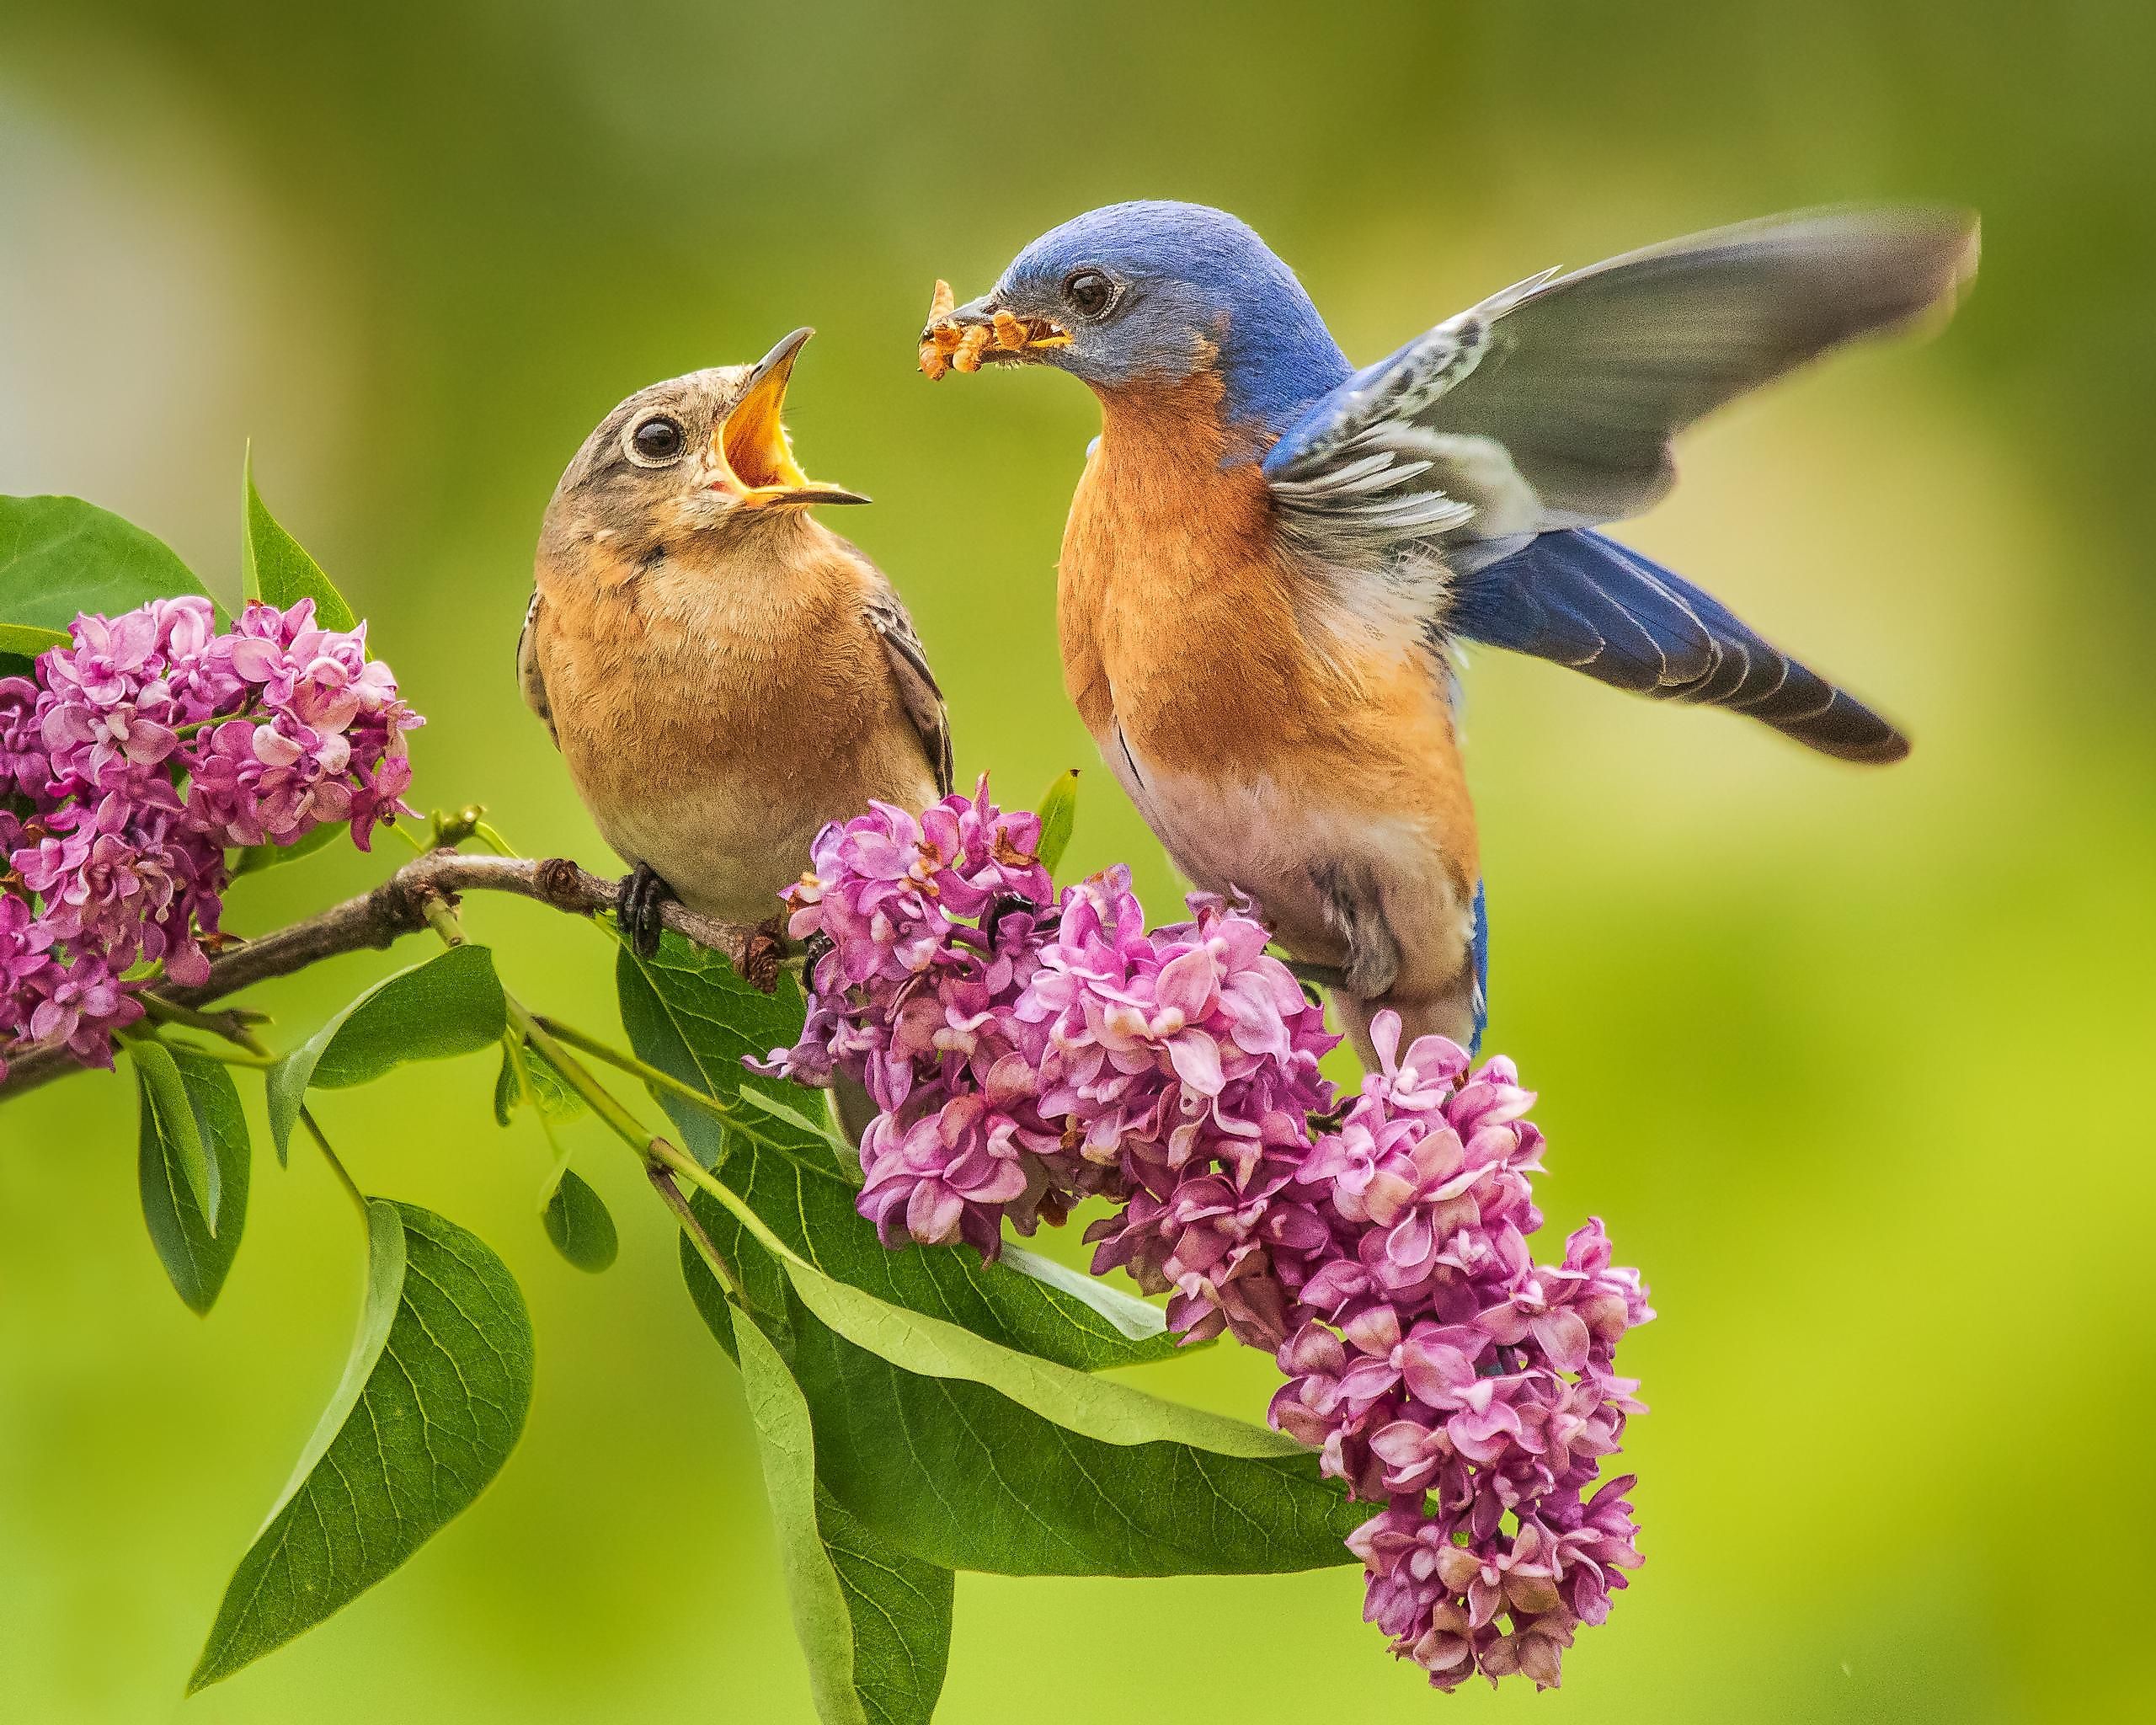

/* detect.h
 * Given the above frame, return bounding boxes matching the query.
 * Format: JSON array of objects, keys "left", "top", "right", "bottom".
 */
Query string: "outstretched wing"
[
  {"left": 862, "top": 581, "right": 953, "bottom": 798},
  {"left": 1262, "top": 207, "right": 1974, "bottom": 759},
  {"left": 1265, "top": 206, "right": 1978, "bottom": 547},
  {"left": 516, "top": 590, "right": 557, "bottom": 747}
]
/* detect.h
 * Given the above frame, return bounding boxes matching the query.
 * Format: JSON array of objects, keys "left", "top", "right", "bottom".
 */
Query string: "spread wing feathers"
[
  {"left": 516, "top": 590, "right": 556, "bottom": 747},
  {"left": 864, "top": 588, "right": 954, "bottom": 797},
  {"left": 1263, "top": 207, "right": 1979, "bottom": 552},
  {"left": 1450, "top": 529, "right": 1910, "bottom": 763}
]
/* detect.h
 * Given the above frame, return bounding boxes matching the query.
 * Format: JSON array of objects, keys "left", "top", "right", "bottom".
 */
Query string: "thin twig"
[{"left": 0, "top": 851, "right": 757, "bottom": 1101}]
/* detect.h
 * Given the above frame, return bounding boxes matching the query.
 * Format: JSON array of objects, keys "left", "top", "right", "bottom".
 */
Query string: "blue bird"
[{"left": 921, "top": 203, "right": 1977, "bottom": 1057}]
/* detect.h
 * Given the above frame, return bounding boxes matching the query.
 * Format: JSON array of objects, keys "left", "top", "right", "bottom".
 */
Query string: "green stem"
[
  {"left": 643, "top": 1134, "right": 812, "bottom": 1274},
  {"left": 413, "top": 880, "right": 806, "bottom": 1281},
  {"left": 140, "top": 993, "right": 269, "bottom": 1044},
  {"left": 532, "top": 1016, "right": 735, "bottom": 1120},
  {"left": 646, "top": 1162, "right": 746, "bottom": 1302},
  {"left": 160, "top": 1039, "right": 276, "bottom": 1069},
  {"left": 300, "top": 1107, "right": 370, "bottom": 1226}
]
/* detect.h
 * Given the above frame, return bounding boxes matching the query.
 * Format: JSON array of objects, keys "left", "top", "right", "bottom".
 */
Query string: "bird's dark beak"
[
  {"left": 712, "top": 327, "right": 870, "bottom": 508},
  {"left": 918, "top": 280, "right": 1070, "bottom": 379}
]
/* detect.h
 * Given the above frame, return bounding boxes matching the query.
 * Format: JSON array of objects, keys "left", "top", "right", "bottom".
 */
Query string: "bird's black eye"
[
  {"left": 1064, "top": 270, "right": 1117, "bottom": 318},
  {"left": 628, "top": 415, "right": 685, "bottom": 464}
]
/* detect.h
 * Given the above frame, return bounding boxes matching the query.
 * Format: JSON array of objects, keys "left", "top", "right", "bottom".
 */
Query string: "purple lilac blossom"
[
  {"left": 760, "top": 778, "right": 1650, "bottom": 1690},
  {"left": 1, "top": 596, "right": 419, "bottom": 1081}
]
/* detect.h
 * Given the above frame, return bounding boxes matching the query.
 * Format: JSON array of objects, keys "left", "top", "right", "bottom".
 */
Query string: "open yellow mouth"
[
  {"left": 917, "top": 280, "right": 1070, "bottom": 380},
  {"left": 711, "top": 329, "right": 869, "bottom": 508}
]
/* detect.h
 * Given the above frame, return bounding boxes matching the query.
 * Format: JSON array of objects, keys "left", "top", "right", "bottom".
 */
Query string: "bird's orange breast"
[{"left": 1060, "top": 376, "right": 1343, "bottom": 766}]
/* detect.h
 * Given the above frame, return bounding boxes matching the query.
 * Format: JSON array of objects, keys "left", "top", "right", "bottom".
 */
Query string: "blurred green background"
[{"left": 3, "top": 3, "right": 2151, "bottom": 1721}]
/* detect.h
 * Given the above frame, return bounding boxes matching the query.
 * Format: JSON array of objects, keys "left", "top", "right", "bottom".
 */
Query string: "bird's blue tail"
[{"left": 1451, "top": 530, "right": 1909, "bottom": 763}]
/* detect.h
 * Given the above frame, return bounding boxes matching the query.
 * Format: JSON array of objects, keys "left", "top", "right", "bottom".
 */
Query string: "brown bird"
[{"left": 520, "top": 328, "right": 953, "bottom": 962}]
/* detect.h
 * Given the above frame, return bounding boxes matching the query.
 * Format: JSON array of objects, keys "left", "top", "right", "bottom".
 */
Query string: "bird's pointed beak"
[
  {"left": 917, "top": 280, "right": 1070, "bottom": 379},
  {"left": 712, "top": 328, "right": 870, "bottom": 508}
]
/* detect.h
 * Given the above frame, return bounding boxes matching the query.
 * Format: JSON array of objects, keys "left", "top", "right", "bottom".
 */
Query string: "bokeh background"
[{"left": 3, "top": 3, "right": 2152, "bottom": 1721}]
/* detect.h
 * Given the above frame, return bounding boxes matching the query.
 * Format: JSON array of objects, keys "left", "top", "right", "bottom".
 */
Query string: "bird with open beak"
[
  {"left": 522, "top": 328, "right": 952, "bottom": 965},
  {"left": 922, "top": 201, "right": 1977, "bottom": 1057}
]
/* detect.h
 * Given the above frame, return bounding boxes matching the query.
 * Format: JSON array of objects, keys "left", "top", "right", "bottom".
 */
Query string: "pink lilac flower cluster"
[
  {"left": 1273, "top": 1014, "right": 1653, "bottom": 1690},
  {"left": 760, "top": 779, "right": 1651, "bottom": 1691},
  {"left": 1, "top": 596, "right": 419, "bottom": 1080}
]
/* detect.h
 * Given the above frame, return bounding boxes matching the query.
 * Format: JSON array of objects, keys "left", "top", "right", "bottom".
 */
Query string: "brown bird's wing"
[
  {"left": 862, "top": 582, "right": 953, "bottom": 798},
  {"left": 517, "top": 590, "right": 557, "bottom": 746}
]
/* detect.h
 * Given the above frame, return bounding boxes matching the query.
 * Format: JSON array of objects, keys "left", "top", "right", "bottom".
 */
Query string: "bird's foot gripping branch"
[{"left": 1, "top": 480, "right": 1649, "bottom": 1712}]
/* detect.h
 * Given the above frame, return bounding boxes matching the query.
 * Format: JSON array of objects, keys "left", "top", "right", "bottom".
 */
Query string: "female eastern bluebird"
[
  {"left": 521, "top": 328, "right": 952, "bottom": 957},
  {"left": 922, "top": 203, "right": 1977, "bottom": 1056}
]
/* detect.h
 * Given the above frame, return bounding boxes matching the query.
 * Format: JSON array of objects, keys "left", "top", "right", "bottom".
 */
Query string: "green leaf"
[
  {"left": 696, "top": 1136, "right": 1182, "bottom": 1375},
  {"left": 736, "top": 1311, "right": 953, "bottom": 1725},
  {"left": 736, "top": 1310, "right": 869, "bottom": 1725},
  {"left": 493, "top": 1035, "right": 585, "bottom": 1129},
  {"left": 782, "top": 1252, "right": 1297, "bottom": 1458},
  {"left": 231, "top": 820, "right": 350, "bottom": 879},
  {"left": 266, "top": 945, "right": 508, "bottom": 1162},
  {"left": 0, "top": 621, "right": 68, "bottom": 658},
  {"left": 998, "top": 1243, "right": 1167, "bottom": 1344},
  {"left": 616, "top": 932, "right": 814, "bottom": 1168},
  {"left": 136, "top": 1049, "right": 251, "bottom": 1314},
  {"left": 127, "top": 1038, "right": 216, "bottom": 1229},
  {"left": 733, "top": 1083, "right": 851, "bottom": 1156},
  {"left": 0, "top": 494, "right": 221, "bottom": 631},
  {"left": 541, "top": 1169, "right": 618, "bottom": 1273},
  {"left": 814, "top": 1485, "right": 953, "bottom": 1725},
  {"left": 1034, "top": 768, "right": 1080, "bottom": 879},
  {"left": 189, "top": 1200, "right": 534, "bottom": 1691},
  {"left": 682, "top": 1215, "right": 1369, "bottom": 1578},
  {"left": 242, "top": 451, "right": 357, "bottom": 631}
]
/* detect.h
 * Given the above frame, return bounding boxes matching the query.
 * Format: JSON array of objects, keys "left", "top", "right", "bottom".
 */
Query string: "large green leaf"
[
  {"left": 815, "top": 1487, "right": 953, "bottom": 1725},
  {"left": 189, "top": 1200, "right": 534, "bottom": 1690},
  {"left": 128, "top": 1037, "right": 216, "bottom": 1226},
  {"left": 736, "top": 1309, "right": 953, "bottom": 1725},
  {"left": 683, "top": 1199, "right": 1370, "bottom": 1578},
  {"left": 136, "top": 1049, "right": 252, "bottom": 1314},
  {"left": 0, "top": 494, "right": 220, "bottom": 630},
  {"left": 616, "top": 931, "right": 813, "bottom": 1167},
  {"left": 0, "top": 621, "right": 67, "bottom": 659},
  {"left": 242, "top": 451, "right": 357, "bottom": 631},
  {"left": 266, "top": 945, "right": 507, "bottom": 1162},
  {"left": 700, "top": 1137, "right": 1181, "bottom": 1375}
]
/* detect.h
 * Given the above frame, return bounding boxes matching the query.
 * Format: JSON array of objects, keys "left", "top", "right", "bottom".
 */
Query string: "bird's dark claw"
[
  {"left": 741, "top": 915, "right": 787, "bottom": 995},
  {"left": 618, "top": 862, "right": 675, "bottom": 959}
]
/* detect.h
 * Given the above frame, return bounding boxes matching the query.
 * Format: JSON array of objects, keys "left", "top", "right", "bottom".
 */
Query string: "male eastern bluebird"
[
  {"left": 521, "top": 328, "right": 952, "bottom": 960},
  {"left": 921, "top": 203, "right": 1977, "bottom": 1056}
]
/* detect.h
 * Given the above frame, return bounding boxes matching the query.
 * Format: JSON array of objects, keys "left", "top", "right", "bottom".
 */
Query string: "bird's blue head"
[{"left": 924, "top": 201, "right": 1352, "bottom": 445}]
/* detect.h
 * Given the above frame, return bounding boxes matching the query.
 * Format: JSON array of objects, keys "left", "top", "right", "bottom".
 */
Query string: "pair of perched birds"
[{"left": 520, "top": 200, "right": 1977, "bottom": 1057}]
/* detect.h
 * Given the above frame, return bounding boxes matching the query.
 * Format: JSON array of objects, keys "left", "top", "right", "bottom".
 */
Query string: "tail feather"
[{"left": 1449, "top": 528, "right": 1909, "bottom": 764}]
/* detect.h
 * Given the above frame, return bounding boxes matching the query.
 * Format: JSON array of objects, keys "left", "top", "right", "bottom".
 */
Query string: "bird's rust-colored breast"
[
  {"left": 1060, "top": 374, "right": 1348, "bottom": 767},
  {"left": 531, "top": 520, "right": 937, "bottom": 921},
  {"left": 1056, "top": 368, "right": 1480, "bottom": 901}
]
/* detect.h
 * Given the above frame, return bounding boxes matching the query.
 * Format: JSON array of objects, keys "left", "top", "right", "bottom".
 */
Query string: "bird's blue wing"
[
  {"left": 1450, "top": 530, "right": 1908, "bottom": 762},
  {"left": 1262, "top": 208, "right": 1971, "bottom": 761},
  {"left": 1264, "top": 206, "right": 1977, "bottom": 541},
  {"left": 1469, "top": 879, "right": 1488, "bottom": 1055}
]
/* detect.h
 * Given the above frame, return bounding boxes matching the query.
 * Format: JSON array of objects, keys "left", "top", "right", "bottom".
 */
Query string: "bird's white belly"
[{"left": 1098, "top": 724, "right": 1465, "bottom": 991}]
